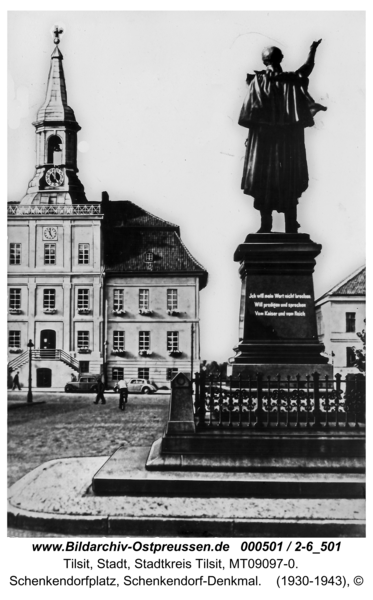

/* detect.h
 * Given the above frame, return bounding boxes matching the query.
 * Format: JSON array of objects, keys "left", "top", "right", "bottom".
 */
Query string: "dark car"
[{"left": 64, "top": 374, "right": 99, "bottom": 393}]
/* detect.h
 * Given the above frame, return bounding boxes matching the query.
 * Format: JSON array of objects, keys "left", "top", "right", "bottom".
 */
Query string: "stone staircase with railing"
[{"left": 8, "top": 349, "right": 80, "bottom": 373}]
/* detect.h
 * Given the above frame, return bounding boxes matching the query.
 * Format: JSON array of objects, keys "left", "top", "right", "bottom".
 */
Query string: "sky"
[{"left": 8, "top": 10, "right": 365, "bottom": 361}]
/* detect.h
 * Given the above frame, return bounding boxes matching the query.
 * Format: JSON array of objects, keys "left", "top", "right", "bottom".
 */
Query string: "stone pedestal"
[{"left": 231, "top": 233, "right": 332, "bottom": 377}]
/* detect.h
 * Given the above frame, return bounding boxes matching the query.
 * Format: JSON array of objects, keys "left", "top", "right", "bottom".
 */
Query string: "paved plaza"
[
  {"left": 8, "top": 392, "right": 170, "bottom": 488},
  {"left": 8, "top": 391, "right": 365, "bottom": 538}
]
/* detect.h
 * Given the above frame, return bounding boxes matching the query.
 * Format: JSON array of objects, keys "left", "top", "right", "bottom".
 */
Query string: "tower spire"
[
  {"left": 20, "top": 29, "right": 88, "bottom": 205},
  {"left": 35, "top": 27, "right": 78, "bottom": 125}
]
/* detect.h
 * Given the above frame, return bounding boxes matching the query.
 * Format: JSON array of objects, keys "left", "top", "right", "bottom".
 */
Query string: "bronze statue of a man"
[{"left": 239, "top": 40, "right": 327, "bottom": 233}]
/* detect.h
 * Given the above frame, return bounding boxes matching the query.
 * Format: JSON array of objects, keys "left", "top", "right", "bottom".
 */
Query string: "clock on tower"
[{"left": 43, "top": 227, "right": 58, "bottom": 241}]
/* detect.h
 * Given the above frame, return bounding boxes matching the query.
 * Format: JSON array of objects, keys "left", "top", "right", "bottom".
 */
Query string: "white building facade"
[
  {"left": 8, "top": 31, "right": 207, "bottom": 391},
  {"left": 102, "top": 198, "right": 207, "bottom": 389},
  {"left": 315, "top": 265, "right": 365, "bottom": 377}
]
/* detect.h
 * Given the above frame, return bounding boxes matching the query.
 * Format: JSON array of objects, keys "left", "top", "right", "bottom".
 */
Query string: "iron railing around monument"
[{"left": 193, "top": 372, "right": 365, "bottom": 431}]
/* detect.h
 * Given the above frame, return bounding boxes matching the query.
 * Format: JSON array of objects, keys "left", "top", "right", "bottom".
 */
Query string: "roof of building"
[
  {"left": 102, "top": 198, "right": 180, "bottom": 232},
  {"left": 316, "top": 265, "right": 366, "bottom": 303},
  {"left": 102, "top": 200, "right": 208, "bottom": 289},
  {"left": 35, "top": 44, "right": 78, "bottom": 125}
]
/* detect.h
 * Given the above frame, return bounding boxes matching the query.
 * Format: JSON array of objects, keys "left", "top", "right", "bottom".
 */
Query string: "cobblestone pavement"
[{"left": 8, "top": 392, "right": 170, "bottom": 488}]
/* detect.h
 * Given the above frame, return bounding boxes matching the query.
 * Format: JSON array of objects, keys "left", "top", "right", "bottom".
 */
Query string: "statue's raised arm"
[{"left": 296, "top": 39, "right": 323, "bottom": 78}]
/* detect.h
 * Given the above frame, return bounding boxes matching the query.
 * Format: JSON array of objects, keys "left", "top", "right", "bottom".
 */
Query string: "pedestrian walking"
[
  {"left": 12, "top": 371, "right": 21, "bottom": 391},
  {"left": 93, "top": 376, "right": 106, "bottom": 405},
  {"left": 117, "top": 378, "right": 128, "bottom": 410}
]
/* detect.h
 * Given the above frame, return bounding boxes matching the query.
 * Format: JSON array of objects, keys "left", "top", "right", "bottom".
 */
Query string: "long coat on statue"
[{"left": 239, "top": 69, "right": 326, "bottom": 213}]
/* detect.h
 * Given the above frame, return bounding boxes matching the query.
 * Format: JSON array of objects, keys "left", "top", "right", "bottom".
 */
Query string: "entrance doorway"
[
  {"left": 37, "top": 368, "right": 52, "bottom": 388},
  {"left": 40, "top": 330, "right": 56, "bottom": 350}
]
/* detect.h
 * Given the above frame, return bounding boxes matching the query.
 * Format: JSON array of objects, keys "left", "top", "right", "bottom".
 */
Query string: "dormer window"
[{"left": 144, "top": 252, "right": 154, "bottom": 271}]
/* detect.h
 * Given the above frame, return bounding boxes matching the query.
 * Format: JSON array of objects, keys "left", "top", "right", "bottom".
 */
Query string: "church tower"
[
  {"left": 20, "top": 27, "right": 87, "bottom": 205},
  {"left": 8, "top": 29, "right": 104, "bottom": 390}
]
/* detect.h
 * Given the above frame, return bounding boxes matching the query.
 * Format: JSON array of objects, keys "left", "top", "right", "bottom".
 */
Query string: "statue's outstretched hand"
[{"left": 311, "top": 39, "right": 322, "bottom": 49}]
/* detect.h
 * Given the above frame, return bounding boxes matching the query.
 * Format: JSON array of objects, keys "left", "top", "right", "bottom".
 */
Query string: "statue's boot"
[
  {"left": 257, "top": 210, "right": 272, "bottom": 233},
  {"left": 285, "top": 208, "right": 300, "bottom": 233}
]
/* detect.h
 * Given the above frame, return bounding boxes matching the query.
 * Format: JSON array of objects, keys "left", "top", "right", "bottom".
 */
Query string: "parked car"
[
  {"left": 64, "top": 373, "right": 99, "bottom": 393},
  {"left": 114, "top": 379, "right": 156, "bottom": 394}
]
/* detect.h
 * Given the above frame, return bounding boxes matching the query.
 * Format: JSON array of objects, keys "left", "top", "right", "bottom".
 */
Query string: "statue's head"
[{"left": 262, "top": 46, "right": 284, "bottom": 67}]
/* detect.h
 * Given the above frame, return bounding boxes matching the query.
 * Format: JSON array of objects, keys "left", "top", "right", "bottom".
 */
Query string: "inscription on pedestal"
[
  {"left": 240, "top": 275, "right": 317, "bottom": 341},
  {"left": 250, "top": 291, "right": 312, "bottom": 318}
]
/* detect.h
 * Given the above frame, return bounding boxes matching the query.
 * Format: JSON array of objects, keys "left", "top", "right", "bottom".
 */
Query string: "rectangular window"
[
  {"left": 43, "top": 289, "right": 56, "bottom": 309},
  {"left": 44, "top": 243, "right": 56, "bottom": 265},
  {"left": 113, "top": 331, "right": 125, "bottom": 350},
  {"left": 167, "top": 368, "right": 178, "bottom": 381},
  {"left": 79, "top": 361, "right": 90, "bottom": 373},
  {"left": 78, "top": 243, "right": 90, "bottom": 265},
  {"left": 10, "top": 243, "right": 21, "bottom": 265},
  {"left": 167, "top": 331, "right": 179, "bottom": 352},
  {"left": 9, "top": 330, "right": 21, "bottom": 348},
  {"left": 167, "top": 289, "right": 178, "bottom": 311},
  {"left": 139, "top": 289, "right": 149, "bottom": 310},
  {"left": 138, "top": 368, "right": 149, "bottom": 380},
  {"left": 113, "top": 289, "right": 124, "bottom": 310},
  {"left": 77, "top": 331, "right": 90, "bottom": 348},
  {"left": 346, "top": 347, "right": 356, "bottom": 367},
  {"left": 139, "top": 331, "right": 150, "bottom": 351},
  {"left": 112, "top": 367, "right": 124, "bottom": 381},
  {"left": 77, "top": 289, "right": 90, "bottom": 309},
  {"left": 9, "top": 288, "right": 21, "bottom": 309},
  {"left": 346, "top": 312, "right": 356, "bottom": 333}
]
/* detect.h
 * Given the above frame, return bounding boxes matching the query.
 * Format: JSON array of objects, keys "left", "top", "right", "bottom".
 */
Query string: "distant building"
[
  {"left": 315, "top": 266, "right": 365, "bottom": 376},
  {"left": 8, "top": 31, "right": 103, "bottom": 389},
  {"left": 102, "top": 197, "right": 207, "bottom": 388},
  {"left": 8, "top": 31, "right": 207, "bottom": 391}
]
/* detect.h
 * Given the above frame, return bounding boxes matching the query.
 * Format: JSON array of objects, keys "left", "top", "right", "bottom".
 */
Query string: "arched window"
[{"left": 47, "top": 135, "right": 62, "bottom": 165}]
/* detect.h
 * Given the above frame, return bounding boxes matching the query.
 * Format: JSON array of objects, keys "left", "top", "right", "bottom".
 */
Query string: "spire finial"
[{"left": 53, "top": 26, "right": 63, "bottom": 45}]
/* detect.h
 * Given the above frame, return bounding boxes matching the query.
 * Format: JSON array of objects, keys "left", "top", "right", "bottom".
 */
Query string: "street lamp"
[
  {"left": 103, "top": 340, "right": 108, "bottom": 385},
  {"left": 27, "top": 339, "right": 34, "bottom": 404}
]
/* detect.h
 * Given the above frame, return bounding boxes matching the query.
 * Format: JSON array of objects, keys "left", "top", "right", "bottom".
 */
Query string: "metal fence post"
[
  {"left": 198, "top": 370, "right": 206, "bottom": 428},
  {"left": 335, "top": 373, "right": 341, "bottom": 429},
  {"left": 255, "top": 372, "right": 264, "bottom": 429},
  {"left": 313, "top": 372, "right": 321, "bottom": 429}
]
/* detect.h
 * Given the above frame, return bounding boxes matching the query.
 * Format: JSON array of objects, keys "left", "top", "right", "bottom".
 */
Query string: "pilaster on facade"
[
  {"left": 63, "top": 221, "right": 72, "bottom": 271},
  {"left": 29, "top": 220, "right": 36, "bottom": 270}
]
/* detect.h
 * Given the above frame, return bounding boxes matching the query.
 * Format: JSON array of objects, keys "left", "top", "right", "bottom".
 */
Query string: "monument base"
[
  {"left": 9, "top": 454, "right": 364, "bottom": 537},
  {"left": 230, "top": 363, "right": 333, "bottom": 379},
  {"left": 233, "top": 233, "right": 329, "bottom": 365},
  {"left": 136, "top": 373, "right": 364, "bottom": 476},
  {"left": 92, "top": 444, "right": 365, "bottom": 496}
]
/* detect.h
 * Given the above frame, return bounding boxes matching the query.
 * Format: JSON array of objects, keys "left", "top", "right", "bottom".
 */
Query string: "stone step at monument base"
[
  {"left": 156, "top": 430, "right": 365, "bottom": 465},
  {"left": 92, "top": 444, "right": 365, "bottom": 497},
  {"left": 8, "top": 455, "right": 365, "bottom": 537},
  {"left": 232, "top": 344, "right": 331, "bottom": 367},
  {"left": 230, "top": 362, "right": 333, "bottom": 378}
]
